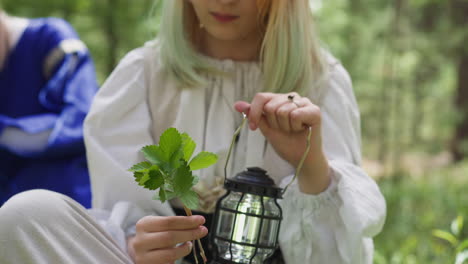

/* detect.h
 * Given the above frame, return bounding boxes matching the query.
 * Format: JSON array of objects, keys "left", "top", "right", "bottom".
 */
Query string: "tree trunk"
[
  {"left": 104, "top": 0, "right": 119, "bottom": 73},
  {"left": 450, "top": 0, "right": 468, "bottom": 161},
  {"left": 451, "top": 55, "right": 468, "bottom": 161}
]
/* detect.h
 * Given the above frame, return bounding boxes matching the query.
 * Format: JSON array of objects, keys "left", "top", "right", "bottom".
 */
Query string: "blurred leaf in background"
[{"left": 432, "top": 215, "right": 468, "bottom": 263}]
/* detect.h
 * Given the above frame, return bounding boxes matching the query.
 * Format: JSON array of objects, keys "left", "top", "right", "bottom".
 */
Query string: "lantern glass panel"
[
  {"left": 263, "top": 197, "right": 281, "bottom": 217},
  {"left": 231, "top": 214, "right": 262, "bottom": 244},
  {"left": 258, "top": 197, "right": 281, "bottom": 246},
  {"left": 214, "top": 238, "right": 231, "bottom": 259},
  {"left": 258, "top": 218, "right": 280, "bottom": 246},
  {"left": 237, "top": 193, "right": 262, "bottom": 214},
  {"left": 215, "top": 210, "right": 235, "bottom": 239},
  {"left": 221, "top": 191, "right": 243, "bottom": 209}
]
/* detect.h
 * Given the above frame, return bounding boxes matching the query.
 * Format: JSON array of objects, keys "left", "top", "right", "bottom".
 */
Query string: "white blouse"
[{"left": 84, "top": 40, "right": 386, "bottom": 264}]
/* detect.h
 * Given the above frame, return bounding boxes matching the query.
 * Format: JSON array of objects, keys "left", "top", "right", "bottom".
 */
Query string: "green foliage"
[
  {"left": 374, "top": 162, "right": 468, "bottom": 263},
  {"left": 315, "top": 0, "right": 466, "bottom": 164},
  {"left": 129, "top": 128, "right": 218, "bottom": 210},
  {"left": 432, "top": 215, "right": 468, "bottom": 263}
]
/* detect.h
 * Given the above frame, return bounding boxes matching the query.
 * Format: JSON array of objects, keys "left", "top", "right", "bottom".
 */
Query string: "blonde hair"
[{"left": 158, "top": 0, "right": 327, "bottom": 98}]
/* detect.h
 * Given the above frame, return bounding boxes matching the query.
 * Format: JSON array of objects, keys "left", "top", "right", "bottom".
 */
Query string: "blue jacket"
[{"left": 0, "top": 17, "right": 98, "bottom": 207}]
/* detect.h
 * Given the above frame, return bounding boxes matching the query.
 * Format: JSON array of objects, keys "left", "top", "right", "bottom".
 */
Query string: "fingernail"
[
  {"left": 188, "top": 241, "right": 193, "bottom": 250},
  {"left": 249, "top": 122, "right": 256, "bottom": 130},
  {"left": 198, "top": 216, "right": 206, "bottom": 224},
  {"left": 193, "top": 215, "right": 205, "bottom": 224},
  {"left": 200, "top": 226, "right": 208, "bottom": 234}
]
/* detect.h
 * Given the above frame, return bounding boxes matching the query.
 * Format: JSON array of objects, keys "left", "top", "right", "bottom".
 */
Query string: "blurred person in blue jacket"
[{"left": 0, "top": 10, "right": 98, "bottom": 208}]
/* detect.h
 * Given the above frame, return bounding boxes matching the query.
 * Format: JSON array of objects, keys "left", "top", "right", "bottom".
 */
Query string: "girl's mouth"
[{"left": 211, "top": 12, "right": 239, "bottom": 23}]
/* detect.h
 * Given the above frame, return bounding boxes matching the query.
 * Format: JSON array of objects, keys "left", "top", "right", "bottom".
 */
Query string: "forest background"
[{"left": 2, "top": 0, "right": 467, "bottom": 263}]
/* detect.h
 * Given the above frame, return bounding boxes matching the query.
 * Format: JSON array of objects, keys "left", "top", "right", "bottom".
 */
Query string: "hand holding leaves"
[{"left": 129, "top": 127, "right": 218, "bottom": 263}]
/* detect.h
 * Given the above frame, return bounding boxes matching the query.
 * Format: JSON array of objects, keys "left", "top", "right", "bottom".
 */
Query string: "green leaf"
[
  {"left": 141, "top": 145, "right": 166, "bottom": 164},
  {"left": 169, "top": 149, "right": 184, "bottom": 170},
  {"left": 159, "top": 128, "right": 182, "bottom": 161},
  {"left": 143, "top": 169, "right": 164, "bottom": 190},
  {"left": 131, "top": 128, "right": 218, "bottom": 213},
  {"left": 158, "top": 188, "right": 166, "bottom": 202},
  {"left": 451, "top": 215, "right": 464, "bottom": 237},
  {"left": 165, "top": 190, "right": 177, "bottom": 201},
  {"left": 192, "top": 175, "right": 199, "bottom": 186},
  {"left": 153, "top": 188, "right": 177, "bottom": 203},
  {"left": 179, "top": 190, "right": 199, "bottom": 210},
  {"left": 128, "top": 161, "right": 152, "bottom": 172},
  {"left": 189, "top": 151, "right": 218, "bottom": 171},
  {"left": 457, "top": 239, "right": 468, "bottom": 253},
  {"left": 181, "top": 133, "right": 196, "bottom": 161},
  {"left": 133, "top": 172, "right": 145, "bottom": 184},
  {"left": 137, "top": 172, "right": 150, "bottom": 186},
  {"left": 432, "top": 229, "right": 459, "bottom": 246},
  {"left": 173, "top": 163, "right": 194, "bottom": 194},
  {"left": 164, "top": 182, "right": 174, "bottom": 192}
]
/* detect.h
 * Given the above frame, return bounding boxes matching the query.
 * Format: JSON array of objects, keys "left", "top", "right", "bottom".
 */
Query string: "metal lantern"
[{"left": 210, "top": 167, "right": 283, "bottom": 264}]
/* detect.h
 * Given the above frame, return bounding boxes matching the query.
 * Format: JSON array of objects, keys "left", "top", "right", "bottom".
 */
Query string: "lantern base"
[
  {"left": 209, "top": 258, "right": 239, "bottom": 264},
  {"left": 209, "top": 247, "right": 285, "bottom": 264}
]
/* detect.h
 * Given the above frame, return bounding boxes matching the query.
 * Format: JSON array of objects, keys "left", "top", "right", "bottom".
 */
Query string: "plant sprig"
[{"left": 129, "top": 127, "right": 218, "bottom": 263}]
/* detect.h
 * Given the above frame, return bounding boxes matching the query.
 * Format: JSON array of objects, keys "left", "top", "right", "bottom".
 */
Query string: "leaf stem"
[{"left": 183, "top": 205, "right": 207, "bottom": 264}]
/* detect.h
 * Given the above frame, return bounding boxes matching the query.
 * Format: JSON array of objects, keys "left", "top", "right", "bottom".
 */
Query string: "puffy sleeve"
[
  {"left": 84, "top": 47, "right": 174, "bottom": 217},
  {"left": 0, "top": 18, "right": 98, "bottom": 157},
  {"left": 278, "top": 61, "right": 386, "bottom": 264}
]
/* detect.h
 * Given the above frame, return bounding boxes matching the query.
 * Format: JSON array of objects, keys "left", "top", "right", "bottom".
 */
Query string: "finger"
[
  {"left": 136, "top": 215, "right": 205, "bottom": 233},
  {"left": 141, "top": 241, "right": 193, "bottom": 264},
  {"left": 290, "top": 98, "right": 313, "bottom": 132},
  {"left": 137, "top": 226, "right": 208, "bottom": 250},
  {"left": 276, "top": 102, "right": 297, "bottom": 132},
  {"left": 257, "top": 115, "right": 273, "bottom": 139},
  {"left": 234, "top": 101, "right": 250, "bottom": 114},
  {"left": 264, "top": 95, "right": 289, "bottom": 130},
  {"left": 292, "top": 96, "right": 310, "bottom": 108},
  {"left": 249, "top": 93, "right": 275, "bottom": 130},
  {"left": 290, "top": 104, "right": 322, "bottom": 130}
]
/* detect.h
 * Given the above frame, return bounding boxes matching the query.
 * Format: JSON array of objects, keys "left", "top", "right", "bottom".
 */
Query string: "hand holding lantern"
[{"left": 129, "top": 128, "right": 218, "bottom": 264}]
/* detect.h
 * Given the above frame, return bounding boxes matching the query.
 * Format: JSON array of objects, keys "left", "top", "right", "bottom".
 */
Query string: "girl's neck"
[{"left": 200, "top": 31, "right": 262, "bottom": 62}]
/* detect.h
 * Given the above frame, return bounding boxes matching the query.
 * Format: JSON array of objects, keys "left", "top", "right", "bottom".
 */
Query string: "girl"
[{"left": 0, "top": 1, "right": 386, "bottom": 263}]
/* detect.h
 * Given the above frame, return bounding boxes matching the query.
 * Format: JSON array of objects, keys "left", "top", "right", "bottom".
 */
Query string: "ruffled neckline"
[{"left": 198, "top": 52, "right": 261, "bottom": 72}]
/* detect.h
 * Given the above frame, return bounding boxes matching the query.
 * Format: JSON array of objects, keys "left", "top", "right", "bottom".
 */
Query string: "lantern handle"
[
  {"left": 224, "top": 113, "right": 248, "bottom": 182},
  {"left": 282, "top": 126, "right": 312, "bottom": 194},
  {"left": 223, "top": 113, "right": 313, "bottom": 194}
]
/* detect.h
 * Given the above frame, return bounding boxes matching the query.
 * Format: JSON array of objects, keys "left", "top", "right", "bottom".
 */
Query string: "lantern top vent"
[{"left": 225, "top": 167, "right": 283, "bottom": 199}]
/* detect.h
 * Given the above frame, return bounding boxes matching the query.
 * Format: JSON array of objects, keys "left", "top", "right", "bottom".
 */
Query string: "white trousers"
[{"left": 0, "top": 190, "right": 133, "bottom": 264}]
